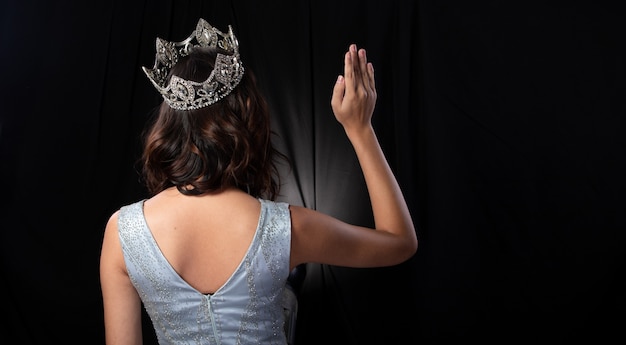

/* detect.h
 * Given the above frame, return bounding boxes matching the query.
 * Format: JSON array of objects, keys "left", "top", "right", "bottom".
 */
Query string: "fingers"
[
  {"left": 367, "top": 62, "right": 376, "bottom": 93},
  {"left": 344, "top": 48, "right": 355, "bottom": 92},
  {"left": 357, "top": 47, "right": 376, "bottom": 95},
  {"left": 348, "top": 44, "right": 363, "bottom": 91},
  {"left": 343, "top": 44, "right": 374, "bottom": 93},
  {"left": 358, "top": 48, "right": 369, "bottom": 87},
  {"left": 360, "top": 51, "right": 375, "bottom": 94}
]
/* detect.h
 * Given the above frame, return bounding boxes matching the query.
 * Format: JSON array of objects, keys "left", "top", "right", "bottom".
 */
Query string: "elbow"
[
  {"left": 399, "top": 221, "right": 418, "bottom": 262},
  {"left": 390, "top": 234, "right": 418, "bottom": 265},
  {"left": 409, "top": 236, "right": 418, "bottom": 256},
  {"left": 399, "top": 223, "right": 418, "bottom": 260},
  {"left": 402, "top": 226, "right": 419, "bottom": 261},
  {"left": 402, "top": 236, "right": 418, "bottom": 262}
]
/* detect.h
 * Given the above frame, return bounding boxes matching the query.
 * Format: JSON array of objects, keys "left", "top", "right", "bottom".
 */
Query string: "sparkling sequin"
[{"left": 117, "top": 199, "right": 291, "bottom": 344}]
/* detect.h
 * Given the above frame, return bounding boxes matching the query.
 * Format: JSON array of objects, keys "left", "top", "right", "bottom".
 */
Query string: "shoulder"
[
  {"left": 256, "top": 199, "right": 292, "bottom": 235},
  {"left": 100, "top": 210, "right": 125, "bottom": 275},
  {"left": 103, "top": 200, "right": 145, "bottom": 238},
  {"left": 102, "top": 209, "right": 121, "bottom": 250},
  {"left": 107, "top": 207, "right": 123, "bottom": 224},
  {"left": 259, "top": 198, "right": 291, "bottom": 216},
  {"left": 101, "top": 200, "right": 144, "bottom": 268}
]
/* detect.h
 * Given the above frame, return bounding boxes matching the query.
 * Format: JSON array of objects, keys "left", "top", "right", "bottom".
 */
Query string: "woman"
[{"left": 100, "top": 18, "right": 417, "bottom": 345}]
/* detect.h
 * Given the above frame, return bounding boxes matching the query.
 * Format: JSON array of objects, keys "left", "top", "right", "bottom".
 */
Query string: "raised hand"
[{"left": 331, "top": 44, "right": 377, "bottom": 135}]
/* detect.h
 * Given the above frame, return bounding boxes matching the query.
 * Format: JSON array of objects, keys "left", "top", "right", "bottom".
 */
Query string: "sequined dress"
[{"left": 117, "top": 199, "right": 292, "bottom": 344}]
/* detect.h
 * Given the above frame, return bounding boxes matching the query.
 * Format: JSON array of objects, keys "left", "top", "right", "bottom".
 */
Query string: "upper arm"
[
  {"left": 289, "top": 205, "right": 415, "bottom": 269},
  {"left": 100, "top": 211, "right": 143, "bottom": 345}
]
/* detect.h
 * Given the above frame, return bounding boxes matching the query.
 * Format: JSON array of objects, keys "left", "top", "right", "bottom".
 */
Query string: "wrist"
[{"left": 345, "top": 125, "right": 378, "bottom": 150}]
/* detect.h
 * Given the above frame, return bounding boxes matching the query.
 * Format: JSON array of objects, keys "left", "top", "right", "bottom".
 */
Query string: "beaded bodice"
[{"left": 117, "top": 199, "right": 291, "bottom": 344}]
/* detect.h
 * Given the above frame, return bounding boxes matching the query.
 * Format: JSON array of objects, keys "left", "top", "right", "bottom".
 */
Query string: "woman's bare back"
[{"left": 142, "top": 187, "right": 262, "bottom": 295}]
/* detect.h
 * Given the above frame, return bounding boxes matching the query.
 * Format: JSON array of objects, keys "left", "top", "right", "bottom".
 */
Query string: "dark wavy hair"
[{"left": 140, "top": 46, "right": 286, "bottom": 200}]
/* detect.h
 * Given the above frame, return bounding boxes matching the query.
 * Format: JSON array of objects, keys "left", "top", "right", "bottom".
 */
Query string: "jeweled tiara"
[{"left": 142, "top": 18, "right": 244, "bottom": 110}]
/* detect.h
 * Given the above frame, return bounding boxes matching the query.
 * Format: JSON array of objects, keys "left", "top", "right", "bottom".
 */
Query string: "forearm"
[{"left": 346, "top": 126, "right": 416, "bottom": 244}]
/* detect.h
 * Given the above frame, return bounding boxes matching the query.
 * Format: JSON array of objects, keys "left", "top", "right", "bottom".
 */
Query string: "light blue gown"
[{"left": 117, "top": 198, "right": 292, "bottom": 344}]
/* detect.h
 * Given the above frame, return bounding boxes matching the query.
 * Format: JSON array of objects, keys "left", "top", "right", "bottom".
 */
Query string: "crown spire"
[{"left": 142, "top": 18, "right": 244, "bottom": 110}]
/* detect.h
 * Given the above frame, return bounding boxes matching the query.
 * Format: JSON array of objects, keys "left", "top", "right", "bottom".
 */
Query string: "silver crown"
[{"left": 142, "top": 18, "right": 244, "bottom": 110}]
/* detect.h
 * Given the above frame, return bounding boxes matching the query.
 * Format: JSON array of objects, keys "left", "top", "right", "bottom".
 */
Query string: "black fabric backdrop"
[{"left": 1, "top": 1, "right": 624, "bottom": 344}]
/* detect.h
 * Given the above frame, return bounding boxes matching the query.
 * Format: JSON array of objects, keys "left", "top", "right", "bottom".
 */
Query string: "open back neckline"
[{"left": 137, "top": 198, "right": 265, "bottom": 296}]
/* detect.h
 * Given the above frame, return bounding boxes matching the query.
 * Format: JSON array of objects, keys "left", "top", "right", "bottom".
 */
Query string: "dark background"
[{"left": 1, "top": 1, "right": 624, "bottom": 344}]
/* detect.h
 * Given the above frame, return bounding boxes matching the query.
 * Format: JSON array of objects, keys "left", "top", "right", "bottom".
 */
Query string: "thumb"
[{"left": 331, "top": 75, "right": 345, "bottom": 112}]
